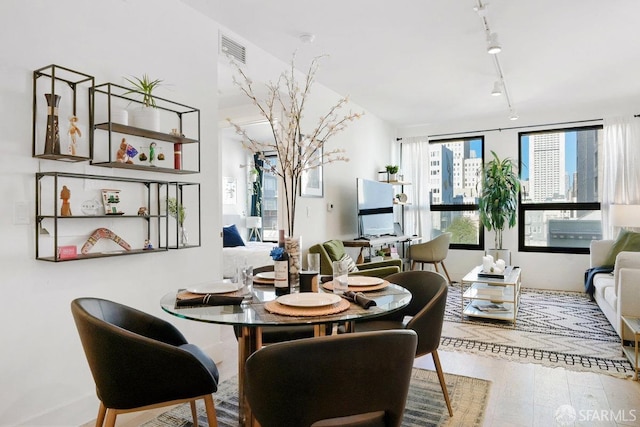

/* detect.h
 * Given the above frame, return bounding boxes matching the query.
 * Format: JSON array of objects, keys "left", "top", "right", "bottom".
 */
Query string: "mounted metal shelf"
[{"left": 91, "top": 82, "right": 201, "bottom": 174}]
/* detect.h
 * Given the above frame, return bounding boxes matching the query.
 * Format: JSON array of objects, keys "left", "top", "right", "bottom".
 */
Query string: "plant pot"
[
  {"left": 388, "top": 173, "right": 397, "bottom": 182},
  {"left": 130, "top": 106, "right": 160, "bottom": 131},
  {"left": 111, "top": 108, "right": 129, "bottom": 125},
  {"left": 486, "top": 249, "right": 511, "bottom": 265}
]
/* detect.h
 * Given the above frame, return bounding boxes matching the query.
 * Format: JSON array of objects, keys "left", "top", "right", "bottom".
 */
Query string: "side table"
[
  {"left": 460, "top": 266, "right": 522, "bottom": 324},
  {"left": 621, "top": 315, "right": 640, "bottom": 380}
]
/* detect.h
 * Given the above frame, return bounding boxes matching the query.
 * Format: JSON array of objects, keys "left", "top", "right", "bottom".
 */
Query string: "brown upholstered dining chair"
[
  {"left": 245, "top": 330, "right": 418, "bottom": 427},
  {"left": 71, "top": 298, "right": 219, "bottom": 427},
  {"left": 350, "top": 270, "right": 453, "bottom": 417},
  {"left": 406, "top": 232, "right": 452, "bottom": 283}
]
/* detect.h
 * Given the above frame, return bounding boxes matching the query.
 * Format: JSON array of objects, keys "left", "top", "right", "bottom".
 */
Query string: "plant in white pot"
[
  {"left": 478, "top": 150, "right": 520, "bottom": 264},
  {"left": 385, "top": 165, "right": 399, "bottom": 181},
  {"left": 124, "top": 74, "right": 163, "bottom": 131}
]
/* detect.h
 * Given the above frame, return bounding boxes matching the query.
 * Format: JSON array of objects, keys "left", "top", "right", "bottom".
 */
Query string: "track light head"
[
  {"left": 491, "top": 81, "right": 503, "bottom": 96},
  {"left": 487, "top": 33, "right": 502, "bottom": 54},
  {"left": 509, "top": 110, "right": 519, "bottom": 121}
]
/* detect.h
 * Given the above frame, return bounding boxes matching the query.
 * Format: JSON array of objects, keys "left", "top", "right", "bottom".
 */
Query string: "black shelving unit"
[
  {"left": 91, "top": 82, "right": 200, "bottom": 174},
  {"left": 35, "top": 172, "right": 169, "bottom": 262}
]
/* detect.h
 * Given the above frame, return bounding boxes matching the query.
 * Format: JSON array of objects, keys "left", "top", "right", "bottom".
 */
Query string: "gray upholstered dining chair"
[
  {"left": 244, "top": 329, "right": 418, "bottom": 427},
  {"left": 406, "top": 232, "right": 452, "bottom": 283},
  {"left": 350, "top": 270, "right": 453, "bottom": 417},
  {"left": 71, "top": 297, "right": 219, "bottom": 427}
]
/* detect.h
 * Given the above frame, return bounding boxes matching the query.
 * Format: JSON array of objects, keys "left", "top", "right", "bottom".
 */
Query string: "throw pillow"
[
  {"left": 602, "top": 229, "right": 640, "bottom": 267},
  {"left": 339, "top": 253, "right": 359, "bottom": 272},
  {"left": 323, "top": 240, "right": 346, "bottom": 261},
  {"left": 223, "top": 224, "right": 245, "bottom": 247}
]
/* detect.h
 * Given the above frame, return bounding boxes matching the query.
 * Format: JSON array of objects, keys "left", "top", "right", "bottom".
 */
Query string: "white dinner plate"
[
  {"left": 256, "top": 271, "right": 275, "bottom": 280},
  {"left": 276, "top": 293, "right": 341, "bottom": 308},
  {"left": 347, "top": 276, "right": 384, "bottom": 286},
  {"left": 186, "top": 281, "right": 239, "bottom": 294}
]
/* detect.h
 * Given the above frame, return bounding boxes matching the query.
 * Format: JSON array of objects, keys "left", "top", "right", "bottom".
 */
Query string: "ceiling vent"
[{"left": 220, "top": 34, "right": 246, "bottom": 65}]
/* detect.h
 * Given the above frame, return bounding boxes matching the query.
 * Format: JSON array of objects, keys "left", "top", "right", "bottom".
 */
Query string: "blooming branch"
[{"left": 227, "top": 53, "right": 363, "bottom": 236}]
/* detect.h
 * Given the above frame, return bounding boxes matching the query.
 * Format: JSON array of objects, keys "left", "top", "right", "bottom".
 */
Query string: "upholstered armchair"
[
  {"left": 309, "top": 239, "right": 402, "bottom": 278},
  {"left": 407, "top": 232, "right": 452, "bottom": 283}
]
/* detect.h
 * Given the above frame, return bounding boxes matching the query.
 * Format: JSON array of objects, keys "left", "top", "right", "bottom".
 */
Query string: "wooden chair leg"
[
  {"left": 95, "top": 402, "right": 106, "bottom": 427},
  {"left": 410, "top": 260, "right": 417, "bottom": 270},
  {"left": 203, "top": 394, "right": 218, "bottom": 427},
  {"left": 439, "top": 261, "right": 452, "bottom": 284},
  {"left": 104, "top": 409, "right": 117, "bottom": 427},
  {"left": 190, "top": 400, "right": 199, "bottom": 427},
  {"left": 432, "top": 350, "right": 453, "bottom": 417}
]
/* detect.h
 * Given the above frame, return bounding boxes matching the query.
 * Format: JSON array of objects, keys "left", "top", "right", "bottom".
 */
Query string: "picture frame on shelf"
[
  {"left": 300, "top": 145, "right": 323, "bottom": 198},
  {"left": 101, "top": 189, "right": 123, "bottom": 215}
]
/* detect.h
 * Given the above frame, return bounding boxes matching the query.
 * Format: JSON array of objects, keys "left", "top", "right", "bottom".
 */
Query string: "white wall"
[
  {"left": 0, "top": 0, "right": 225, "bottom": 425},
  {"left": 399, "top": 105, "right": 638, "bottom": 292},
  {"left": 0, "top": 1, "right": 398, "bottom": 424}
]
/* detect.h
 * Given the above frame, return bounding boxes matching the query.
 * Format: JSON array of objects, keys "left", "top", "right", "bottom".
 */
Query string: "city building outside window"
[
  {"left": 518, "top": 126, "right": 602, "bottom": 254},
  {"left": 429, "top": 137, "right": 484, "bottom": 250}
]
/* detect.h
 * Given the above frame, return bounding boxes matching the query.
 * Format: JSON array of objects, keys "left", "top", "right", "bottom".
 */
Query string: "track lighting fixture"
[
  {"left": 509, "top": 110, "right": 519, "bottom": 121},
  {"left": 491, "top": 81, "right": 503, "bottom": 96},
  {"left": 487, "top": 33, "right": 502, "bottom": 54}
]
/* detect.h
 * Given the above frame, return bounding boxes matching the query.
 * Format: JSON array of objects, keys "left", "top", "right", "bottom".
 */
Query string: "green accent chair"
[{"left": 309, "top": 239, "right": 402, "bottom": 278}]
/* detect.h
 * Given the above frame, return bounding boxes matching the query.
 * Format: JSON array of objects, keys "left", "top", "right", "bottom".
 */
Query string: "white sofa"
[{"left": 590, "top": 239, "right": 640, "bottom": 339}]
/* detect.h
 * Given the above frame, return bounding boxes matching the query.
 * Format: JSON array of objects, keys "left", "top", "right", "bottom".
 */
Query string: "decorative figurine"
[
  {"left": 137, "top": 207, "right": 148, "bottom": 216},
  {"left": 116, "top": 138, "right": 129, "bottom": 163},
  {"left": 60, "top": 185, "right": 72, "bottom": 216},
  {"left": 67, "top": 115, "right": 82, "bottom": 156},
  {"left": 43, "top": 93, "right": 61, "bottom": 155},
  {"left": 149, "top": 142, "right": 157, "bottom": 167},
  {"left": 143, "top": 239, "right": 153, "bottom": 250},
  {"left": 116, "top": 138, "right": 135, "bottom": 164}
]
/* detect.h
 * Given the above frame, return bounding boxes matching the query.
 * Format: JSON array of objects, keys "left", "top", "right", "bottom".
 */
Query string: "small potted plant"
[
  {"left": 385, "top": 165, "right": 399, "bottom": 181},
  {"left": 124, "top": 74, "right": 163, "bottom": 131},
  {"left": 478, "top": 151, "right": 520, "bottom": 263}
]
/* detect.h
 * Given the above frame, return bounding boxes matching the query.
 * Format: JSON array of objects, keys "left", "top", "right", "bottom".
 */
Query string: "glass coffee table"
[{"left": 460, "top": 265, "right": 522, "bottom": 324}]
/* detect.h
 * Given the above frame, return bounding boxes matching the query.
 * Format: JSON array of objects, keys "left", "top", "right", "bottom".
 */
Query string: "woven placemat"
[
  {"left": 264, "top": 298, "right": 350, "bottom": 317},
  {"left": 322, "top": 280, "right": 389, "bottom": 293},
  {"left": 252, "top": 277, "right": 274, "bottom": 285}
]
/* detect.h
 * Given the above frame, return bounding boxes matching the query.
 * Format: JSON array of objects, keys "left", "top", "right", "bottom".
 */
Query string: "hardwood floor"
[{"left": 87, "top": 325, "right": 640, "bottom": 427}]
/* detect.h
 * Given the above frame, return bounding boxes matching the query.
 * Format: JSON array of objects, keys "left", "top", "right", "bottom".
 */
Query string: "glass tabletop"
[{"left": 160, "top": 283, "right": 412, "bottom": 327}]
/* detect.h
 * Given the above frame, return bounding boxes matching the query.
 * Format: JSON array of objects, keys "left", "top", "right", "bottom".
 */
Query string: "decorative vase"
[
  {"left": 44, "top": 93, "right": 61, "bottom": 155},
  {"left": 130, "top": 106, "right": 160, "bottom": 131},
  {"left": 180, "top": 225, "right": 189, "bottom": 247},
  {"left": 285, "top": 236, "right": 301, "bottom": 289}
]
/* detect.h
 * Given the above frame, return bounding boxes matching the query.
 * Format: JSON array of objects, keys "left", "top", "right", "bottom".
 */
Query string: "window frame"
[
  {"left": 428, "top": 136, "right": 485, "bottom": 251},
  {"left": 517, "top": 125, "right": 602, "bottom": 254}
]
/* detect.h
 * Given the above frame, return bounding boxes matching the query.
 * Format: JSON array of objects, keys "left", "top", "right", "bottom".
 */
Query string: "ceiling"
[{"left": 186, "top": 0, "right": 640, "bottom": 129}]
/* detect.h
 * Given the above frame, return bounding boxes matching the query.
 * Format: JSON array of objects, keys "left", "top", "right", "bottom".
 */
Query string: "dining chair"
[
  {"left": 245, "top": 329, "right": 418, "bottom": 427},
  {"left": 71, "top": 298, "right": 219, "bottom": 427},
  {"left": 406, "top": 232, "right": 452, "bottom": 283},
  {"left": 351, "top": 270, "right": 453, "bottom": 417}
]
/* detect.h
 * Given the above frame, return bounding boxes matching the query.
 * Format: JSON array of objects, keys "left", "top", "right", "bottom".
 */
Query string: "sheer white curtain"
[
  {"left": 602, "top": 116, "right": 640, "bottom": 238},
  {"left": 400, "top": 136, "right": 431, "bottom": 238}
]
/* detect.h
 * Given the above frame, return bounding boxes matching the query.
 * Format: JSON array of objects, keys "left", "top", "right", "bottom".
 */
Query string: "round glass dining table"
[{"left": 160, "top": 282, "right": 412, "bottom": 427}]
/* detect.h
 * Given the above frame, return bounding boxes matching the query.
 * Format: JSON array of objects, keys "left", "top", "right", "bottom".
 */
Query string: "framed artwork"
[
  {"left": 223, "top": 177, "right": 237, "bottom": 205},
  {"left": 300, "top": 145, "right": 323, "bottom": 197}
]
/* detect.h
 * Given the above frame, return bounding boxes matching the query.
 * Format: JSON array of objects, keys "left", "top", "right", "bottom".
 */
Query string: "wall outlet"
[{"left": 327, "top": 203, "right": 334, "bottom": 212}]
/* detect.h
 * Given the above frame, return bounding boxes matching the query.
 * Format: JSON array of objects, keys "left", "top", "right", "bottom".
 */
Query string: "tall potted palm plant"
[{"left": 478, "top": 150, "right": 520, "bottom": 263}]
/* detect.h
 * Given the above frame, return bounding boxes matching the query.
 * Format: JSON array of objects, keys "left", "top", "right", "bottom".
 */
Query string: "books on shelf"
[
  {"left": 472, "top": 302, "right": 511, "bottom": 312},
  {"left": 473, "top": 283, "right": 504, "bottom": 298}
]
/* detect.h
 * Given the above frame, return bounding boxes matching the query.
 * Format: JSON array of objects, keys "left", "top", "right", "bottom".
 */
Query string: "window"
[
  {"left": 518, "top": 126, "right": 602, "bottom": 253},
  {"left": 429, "top": 137, "right": 484, "bottom": 250}
]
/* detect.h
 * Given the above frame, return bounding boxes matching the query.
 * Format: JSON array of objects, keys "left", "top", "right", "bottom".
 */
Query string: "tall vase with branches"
[
  {"left": 478, "top": 151, "right": 520, "bottom": 250},
  {"left": 227, "top": 53, "right": 363, "bottom": 237}
]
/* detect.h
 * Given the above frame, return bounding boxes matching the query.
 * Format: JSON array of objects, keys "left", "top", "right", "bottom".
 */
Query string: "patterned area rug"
[
  {"left": 143, "top": 368, "right": 491, "bottom": 427},
  {"left": 442, "top": 285, "right": 634, "bottom": 378}
]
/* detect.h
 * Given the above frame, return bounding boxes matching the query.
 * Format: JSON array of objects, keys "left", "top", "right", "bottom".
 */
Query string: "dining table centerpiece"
[
  {"left": 227, "top": 53, "right": 363, "bottom": 238},
  {"left": 227, "top": 53, "right": 363, "bottom": 286}
]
